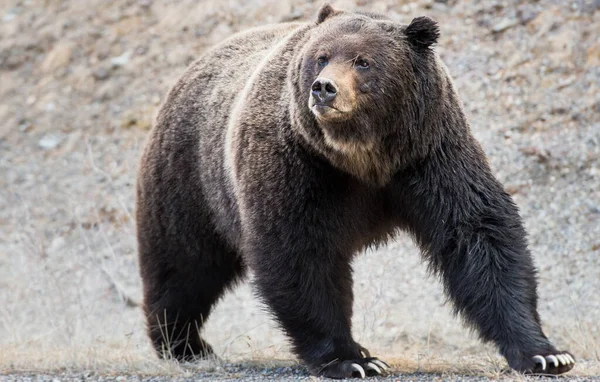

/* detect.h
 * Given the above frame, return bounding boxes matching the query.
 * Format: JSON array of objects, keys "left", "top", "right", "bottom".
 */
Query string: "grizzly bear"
[{"left": 136, "top": 4, "right": 574, "bottom": 378}]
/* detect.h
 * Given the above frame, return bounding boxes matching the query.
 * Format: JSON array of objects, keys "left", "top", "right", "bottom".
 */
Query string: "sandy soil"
[{"left": 1, "top": 0, "right": 599, "bottom": 378}]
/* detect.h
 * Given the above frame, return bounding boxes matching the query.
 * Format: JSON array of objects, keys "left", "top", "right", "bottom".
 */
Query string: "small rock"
[
  {"left": 557, "top": 75, "right": 576, "bottom": 90},
  {"left": 48, "top": 237, "right": 66, "bottom": 253},
  {"left": 19, "top": 120, "right": 33, "bottom": 133},
  {"left": 120, "top": 106, "right": 154, "bottom": 130},
  {"left": 550, "top": 106, "right": 569, "bottom": 115},
  {"left": 421, "top": 0, "right": 434, "bottom": 9},
  {"left": 1, "top": 50, "right": 26, "bottom": 70},
  {"left": 505, "top": 185, "right": 520, "bottom": 195},
  {"left": 492, "top": 18, "right": 518, "bottom": 33},
  {"left": 121, "top": 112, "right": 137, "bottom": 129},
  {"left": 40, "top": 42, "right": 73, "bottom": 73},
  {"left": 38, "top": 133, "right": 64, "bottom": 150},
  {"left": 138, "top": 0, "right": 152, "bottom": 9},
  {"left": 134, "top": 44, "right": 148, "bottom": 55},
  {"left": 518, "top": 9, "right": 538, "bottom": 25},
  {"left": 92, "top": 66, "right": 110, "bottom": 81},
  {"left": 110, "top": 51, "right": 130, "bottom": 68},
  {"left": 519, "top": 146, "right": 550, "bottom": 163}
]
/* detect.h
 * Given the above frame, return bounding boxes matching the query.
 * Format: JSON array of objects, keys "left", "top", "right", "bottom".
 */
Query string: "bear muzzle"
[
  {"left": 311, "top": 78, "right": 338, "bottom": 105},
  {"left": 309, "top": 77, "right": 351, "bottom": 121}
]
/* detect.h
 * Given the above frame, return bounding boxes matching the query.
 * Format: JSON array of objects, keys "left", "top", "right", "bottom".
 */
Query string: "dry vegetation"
[{"left": 1, "top": 0, "right": 599, "bottom": 379}]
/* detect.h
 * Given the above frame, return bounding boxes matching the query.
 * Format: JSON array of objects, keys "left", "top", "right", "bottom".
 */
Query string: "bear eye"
[
  {"left": 355, "top": 58, "right": 370, "bottom": 69},
  {"left": 317, "top": 56, "right": 328, "bottom": 67}
]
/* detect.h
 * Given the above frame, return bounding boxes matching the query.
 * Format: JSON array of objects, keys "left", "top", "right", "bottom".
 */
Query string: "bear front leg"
[
  {"left": 237, "top": 138, "right": 391, "bottom": 378},
  {"left": 246, "top": 238, "right": 389, "bottom": 378},
  {"left": 393, "top": 140, "right": 574, "bottom": 375}
]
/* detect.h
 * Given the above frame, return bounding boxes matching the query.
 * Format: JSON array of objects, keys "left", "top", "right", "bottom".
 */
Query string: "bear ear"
[
  {"left": 405, "top": 16, "right": 440, "bottom": 49},
  {"left": 316, "top": 3, "right": 340, "bottom": 24}
]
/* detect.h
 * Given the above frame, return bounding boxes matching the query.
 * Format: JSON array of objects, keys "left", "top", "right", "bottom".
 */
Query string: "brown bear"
[{"left": 136, "top": 4, "right": 574, "bottom": 378}]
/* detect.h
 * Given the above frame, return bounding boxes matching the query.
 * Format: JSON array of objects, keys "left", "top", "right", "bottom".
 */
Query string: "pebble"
[
  {"left": 18, "top": 120, "right": 33, "bottom": 132},
  {"left": 492, "top": 18, "right": 518, "bottom": 33},
  {"left": 93, "top": 66, "right": 110, "bottom": 81},
  {"left": 38, "top": 133, "right": 64, "bottom": 150},
  {"left": 111, "top": 52, "right": 130, "bottom": 68},
  {"left": 39, "top": 43, "right": 73, "bottom": 73}
]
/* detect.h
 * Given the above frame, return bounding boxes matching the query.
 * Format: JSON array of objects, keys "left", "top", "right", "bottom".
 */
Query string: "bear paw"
[
  {"left": 317, "top": 358, "right": 389, "bottom": 379},
  {"left": 527, "top": 351, "right": 575, "bottom": 375}
]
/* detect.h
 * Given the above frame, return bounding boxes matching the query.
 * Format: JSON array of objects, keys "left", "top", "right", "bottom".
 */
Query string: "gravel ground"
[
  {"left": 1, "top": 0, "right": 599, "bottom": 380},
  {"left": 4, "top": 363, "right": 600, "bottom": 382}
]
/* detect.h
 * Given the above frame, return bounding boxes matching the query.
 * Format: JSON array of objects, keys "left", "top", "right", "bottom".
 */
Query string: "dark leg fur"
[
  {"left": 392, "top": 139, "right": 574, "bottom": 375},
  {"left": 137, "top": 176, "right": 246, "bottom": 361},
  {"left": 241, "top": 156, "right": 391, "bottom": 378},
  {"left": 250, "top": 241, "right": 389, "bottom": 378},
  {"left": 141, "top": 249, "right": 245, "bottom": 361}
]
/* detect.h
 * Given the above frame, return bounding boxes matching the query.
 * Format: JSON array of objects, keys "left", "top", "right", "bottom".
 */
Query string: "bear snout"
[{"left": 311, "top": 78, "right": 338, "bottom": 105}]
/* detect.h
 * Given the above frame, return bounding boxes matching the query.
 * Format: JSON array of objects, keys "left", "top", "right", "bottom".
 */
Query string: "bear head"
[{"left": 290, "top": 4, "right": 451, "bottom": 186}]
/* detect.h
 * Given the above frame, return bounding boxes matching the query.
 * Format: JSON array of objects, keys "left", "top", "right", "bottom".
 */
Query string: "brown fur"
[{"left": 136, "top": 4, "right": 573, "bottom": 378}]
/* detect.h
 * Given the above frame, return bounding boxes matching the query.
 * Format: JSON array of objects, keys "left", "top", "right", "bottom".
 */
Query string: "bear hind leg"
[{"left": 140, "top": 231, "right": 246, "bottom": 361}]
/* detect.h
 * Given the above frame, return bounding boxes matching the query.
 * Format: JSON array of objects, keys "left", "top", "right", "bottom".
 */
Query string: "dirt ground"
[{"left": 1, "top": 0, "right": 599, "bottom": 379}]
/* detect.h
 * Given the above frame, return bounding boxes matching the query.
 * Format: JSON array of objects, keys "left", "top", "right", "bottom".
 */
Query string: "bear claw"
[
  {"left": 318, "top": 357, "right": 389, "bottom": 378},
  {"left": 366, "top": 362, "right": 381, "bottom": 374},
  {"left": 546, "top": 354, "right": 559, "bottom": 368},
  {"left": 530, "top": 352, "right": 575, "bottom": 374},
  {"left": 371, "top": 359, "right": 389, "bottom": 371},
  {"left": 350, "top": 363, "right": 365, "bottom": 378},
  {"left": 532, "top": 355, "right": 546, "bottom": 370},
  {"left": 358, "top": 345, "right": 371, "bottom": 358}
]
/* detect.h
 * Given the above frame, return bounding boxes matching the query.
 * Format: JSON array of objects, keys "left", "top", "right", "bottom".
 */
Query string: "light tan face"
[{"left": 308, "top": 62, "right": 358, "bottom": 123}]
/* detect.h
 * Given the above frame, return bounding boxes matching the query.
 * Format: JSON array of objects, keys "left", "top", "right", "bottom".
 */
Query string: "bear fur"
[{"left": 136, "top": 4, "right": 574, "bottom": 378}]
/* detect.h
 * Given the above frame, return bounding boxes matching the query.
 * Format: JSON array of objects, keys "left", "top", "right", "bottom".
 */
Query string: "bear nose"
[{"left": 311, "top": 78, "right": 337, "bottom": 104}]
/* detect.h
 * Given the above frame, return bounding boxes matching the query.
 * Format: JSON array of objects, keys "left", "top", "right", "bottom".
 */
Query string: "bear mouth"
[
  {"left": 313, "top": 104, "right": 338, "bottom": 112},
  {"left": 311, "top": 103, "right": 345, "bottom": 119}
]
